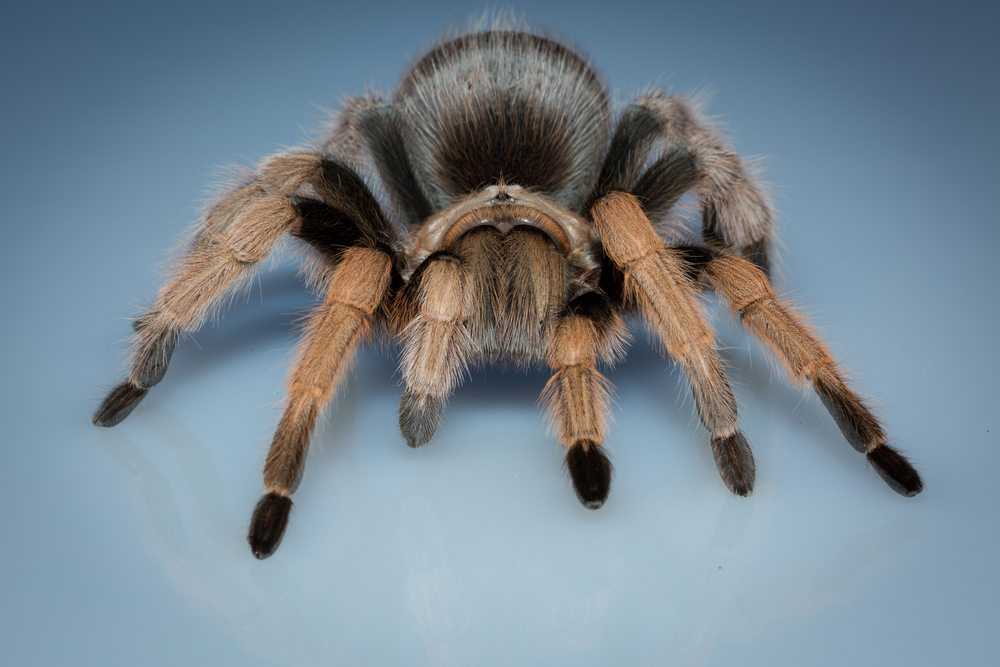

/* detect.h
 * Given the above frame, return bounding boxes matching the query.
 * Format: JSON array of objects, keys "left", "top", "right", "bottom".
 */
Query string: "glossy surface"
[{"left": 3, "top": 1, "right": 998, "bottom": 665}]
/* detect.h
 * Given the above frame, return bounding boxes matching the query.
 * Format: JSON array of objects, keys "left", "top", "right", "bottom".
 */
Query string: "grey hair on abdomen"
[{"left": 395, "top": 29, "right": 611, "bottom": 212}]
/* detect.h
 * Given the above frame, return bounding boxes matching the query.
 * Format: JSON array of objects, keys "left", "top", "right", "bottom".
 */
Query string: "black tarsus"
[
  {"left": 867, "top": 446, "right": 923, "bottom": 497},
  {"left": 565, "top": 440, "right": 612, "bottom": 509},
  {"left": 93, "top": 382, "right": 148, "bottom": 427},
  {"left": 248, "top": 493, "right": 293, "bottom": 559},
  {"left": 710, "top": 431, "right": 756, "bottom": 496}
]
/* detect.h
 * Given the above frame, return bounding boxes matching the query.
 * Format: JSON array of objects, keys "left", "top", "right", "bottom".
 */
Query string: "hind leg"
[
  {"left": 249, "top": 247, "right": 393, "bottom": 558},
  {"left": 642, "top": 92, "right": 773, "bottom": 271},
  {"left": 592, "top": 92, "right": 774, "bottom": 274},
  {"left": 673, "top": 247, "right": 923, "bottom": 496}
]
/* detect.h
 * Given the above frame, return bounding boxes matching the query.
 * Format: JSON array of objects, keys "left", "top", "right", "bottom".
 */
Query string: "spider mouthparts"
[
  {"left": 248, "top": 493, "right": 293, "bottom": 559},
  {"left": 92, "top": 382, "right": 148, "bottom": 427},
  {"left": 566, "top": 441, "right": 612, "bottom": 509},
  {"left": 867, "top": 445, "right": 923, "bottom": 497}
]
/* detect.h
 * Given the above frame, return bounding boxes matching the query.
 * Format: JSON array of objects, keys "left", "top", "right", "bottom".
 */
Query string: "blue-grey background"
[{"left": 3, "top": 1, "right": 997, "bottom": 665}]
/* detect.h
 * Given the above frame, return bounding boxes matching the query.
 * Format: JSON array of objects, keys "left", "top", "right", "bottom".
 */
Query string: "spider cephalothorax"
[{"left": 94, "top": 25, "right": 922, "bottom": 559}]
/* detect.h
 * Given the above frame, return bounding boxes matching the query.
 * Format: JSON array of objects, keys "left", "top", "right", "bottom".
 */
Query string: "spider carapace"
[{"left": 94, "top": 25, "right": 922, "bottom": 558}]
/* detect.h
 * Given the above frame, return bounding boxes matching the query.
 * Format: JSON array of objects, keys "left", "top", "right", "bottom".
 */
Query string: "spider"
[{"left": 94, "top": 25, "right": 923, "bottom": 559}]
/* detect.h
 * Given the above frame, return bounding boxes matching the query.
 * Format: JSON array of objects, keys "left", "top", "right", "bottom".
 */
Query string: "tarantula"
[{"left": 94, "top": 26, "right": 923, "bottom": 559}]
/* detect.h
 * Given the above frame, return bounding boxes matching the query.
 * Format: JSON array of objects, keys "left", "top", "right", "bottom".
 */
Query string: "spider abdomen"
[{"left": 395, "top": 30, "right": 611, "bottom": 212}]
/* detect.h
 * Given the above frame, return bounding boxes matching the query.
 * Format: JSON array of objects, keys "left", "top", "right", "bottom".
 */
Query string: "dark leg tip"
[
  {"left": 248, "top": 493, "right": 293, "bottom": 559},
  {"left": 399, "top": 391, "right": 443, "bottom": 448},
  {"left": 711, "top": 431, "right": 756, "bottom": 497},
  {"left": 867, "top": 446, "right": 923, "bottom": 497},
  {"left": 92, "top": 382, "right": 148, "bottom": 427},
  {"left": 566, "top": 441, "right": 612, "bottom": 509}
]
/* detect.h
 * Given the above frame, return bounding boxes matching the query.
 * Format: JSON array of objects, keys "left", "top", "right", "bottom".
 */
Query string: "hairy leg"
[
  {"left": 248, "top": 247, "right": 392, "bottom": 558},
  {"left": 93, "top": 151, "right": 325, "bottom": 426},
  {"left": 595, "top": 93, "right": 774, "bottom": 274},
  {"left": 543, "top": 287, "right": 628, "bottom": 508},
  {"left": 592, "top": 192, "right": 755, "bottom": 495},
  {"left": 397, "top": 253, "right": 472, "bottom": 448},
  {"left": 700, "top": 254, "right": 922, "bottom": 496}
]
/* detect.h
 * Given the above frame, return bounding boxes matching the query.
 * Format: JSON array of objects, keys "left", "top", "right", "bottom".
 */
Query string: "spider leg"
[
  {"left": 247, "top": 158, "right": 399, "bottom": 558},
  {"left": 542, "top": 287, "right": 628, "bottom": 508},
  {"left": 249, "top": 247, "right": 392, "bottom": 558},
  {"left": 686, "top": 252, "right": 922, "bottom": 496},
  {"left": 93, "top": 151, "right": 326, "bottom": 427},
  {"left": 591, "top": 191, "right": 755, "bottom": 495},
  {"left": 591, "top": 93, "right": 774, "bottom": 274},
  {"left": 645, "top": 92, "right": 774, "bottom": 272},
  {"left": 396, "top": 253, "right": 472, "bottom": 448}
]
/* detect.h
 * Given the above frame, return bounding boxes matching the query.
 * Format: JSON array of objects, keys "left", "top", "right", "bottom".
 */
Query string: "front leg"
[
  {"left": 591, "top": 192, "right": 755, "bottom": 495},
  {"left": 542, "top": 288, "right": 628, "bottom": 508},
  {"left": 249, "top": 247, "right": 392, "bottom": 559}
]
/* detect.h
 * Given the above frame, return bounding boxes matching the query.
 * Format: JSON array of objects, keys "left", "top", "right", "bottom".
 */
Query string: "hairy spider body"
[{"left": 93, "top": 25, "right": 922, "bottom": 559}]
